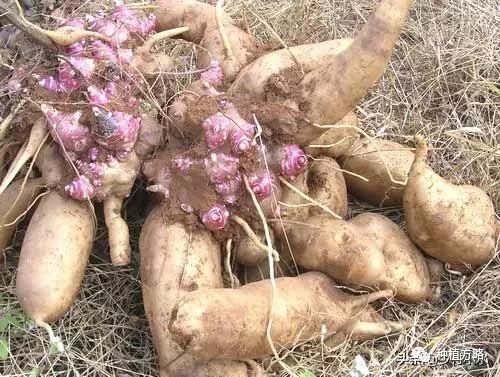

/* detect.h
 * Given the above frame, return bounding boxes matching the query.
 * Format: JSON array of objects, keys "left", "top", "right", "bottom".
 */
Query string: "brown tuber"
[
  {"left": 282, "top": 213, "right": 431, "bottom": 303},
  {"left": 140, "top": 205, "right": 262, "bottom": 377},
  {"left": 16, "top": 191, "right": 95, "bottom": 324},
  {"left": 403, "top": 136, "right": 498, "bottom": 269},
  {"left": 169, "top": 272, "right": 395, "bottom": 360},
  {"left": 341, "top": 138, "right": 414, "bottom": 207}
]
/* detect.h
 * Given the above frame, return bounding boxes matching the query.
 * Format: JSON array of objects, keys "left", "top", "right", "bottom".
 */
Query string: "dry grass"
[{"left": 1, "top": 0, "right": 499, "bottom": 376}]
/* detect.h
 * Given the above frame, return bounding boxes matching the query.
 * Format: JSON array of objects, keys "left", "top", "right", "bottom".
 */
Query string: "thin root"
[
  {"left": 0, "top": 119, "right": 48, "bottom": 195},
  {"left": 231, "top": 215, "right": 280, "bottom": 261},
  {"left": 215, "top": 0, "right": 235, "bottom": 62},
  {"left": 279, "top": 177, "right": 342, "bottom": 219},
  {"left": 0, "top": 100, "right": 26, "bottom": 142},
  {"left": 311, "top": 122, "right": 407, "bottom": 186}
]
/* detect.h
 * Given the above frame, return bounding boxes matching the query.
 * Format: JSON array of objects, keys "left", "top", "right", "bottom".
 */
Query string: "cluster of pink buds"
[
  {"left": 247, "top": 171, "right": 277, "bottom": 199},
  {"left": 172, "top": 156, "right": 194, "bottom": 171},
  {"left": 112, "top": 4, "right": 156, "bottom": 37},
  {"left": 205, "top": 153, "right": 241, "bottom": 204},
  {"left": 201, "top": 203, "right": 230, "bottom": 231},
  {"left": 230, "top": 123, "right": 255, "bottom": 155},
  {"left": 281, "top": 144, "right": 308, "bottom": 180},
  {"left": 202, "top": 113, "right": 232, "bottom": 150},
  {"left": 38, "top": 56, "right": 95, "bottom": 93},
  {"left": 65, "top": 175, "right": 96, "bottom": 200},
  {"left": 41, "top": 104, "right": 92, "bottom": 153},
  {"left": 200, "top": 61, "right": 224, "bottom": 87},
  {"left": 202, "top": 113, "right": 256, "bottom": 155},
  {"left": 87, "top": 82, "right": 119, "bottom": 105},
  {"left": 92, "top": 107, "right": 141, "bottom": 154}
]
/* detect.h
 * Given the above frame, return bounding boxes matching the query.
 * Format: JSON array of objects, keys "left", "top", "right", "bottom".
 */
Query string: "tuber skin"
[
  {"left": 282, "top": 214, "right": 431, "bottom": 303},
  {"left": 234, "top": 229, "right": 275, "bottom": 267},
  {"left": 140, "top": 205, "right": 261, "bottom": 377},
  {"left": 403, "top": 136, "right": 498, "bottom": 268},
  {"left": 0, "top": 178, "right": 44, "bottom": 253},
  {"left": 154, "top": 0, "right": 256, "bottom": 81},
  {"left": 297, "top": 0, "right": 413, "bottom": 144},
  {"left": 326, "top": 305, "right": 410, "bottom": 346},
  {"left": 16, "top": 191, "right": 95, "bottom": 324},
  {"left": 240, "top": 257, "right": 294, "bottom": 285},
  {"left": 305, "top": 112, "right": 360, "bottom": 159},
  {"left": 228, "top": 0, "right": 413, "bottom": 146},
  {"left": 277, "top": 156, "right": 348, "bottom": 223},
  {"left": 341, "top": 138, "right": 414, "bottom": 207},
  {"left": 229, "top": 39, "right": 352, "bottom": 101},
  {"left": 169, "top": 272, "right": 395, "bottom": 360}
]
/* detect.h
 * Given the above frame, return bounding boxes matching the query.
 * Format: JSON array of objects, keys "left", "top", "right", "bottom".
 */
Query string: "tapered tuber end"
[
  {"left": 413, "top": 135, "right": 428, "bottom": 159},
  {"left": 104, "top": 197, "right": 131, "bottom": 266},
  {"left": 45, "top": 27, "right": 112, "bottom": 47},
  {"left": 363, "top": 289, "right": 394, "bottom": 304}
]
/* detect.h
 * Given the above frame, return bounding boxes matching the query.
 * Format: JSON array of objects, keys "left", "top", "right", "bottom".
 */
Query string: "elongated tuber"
[{"left": 403, "top": 136, "right": 498, "bottom": 268}]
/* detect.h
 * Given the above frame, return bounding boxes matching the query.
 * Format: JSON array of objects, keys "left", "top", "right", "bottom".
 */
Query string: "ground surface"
[{"left": 0, "top": 0, "right": 499, "bottom": 376}]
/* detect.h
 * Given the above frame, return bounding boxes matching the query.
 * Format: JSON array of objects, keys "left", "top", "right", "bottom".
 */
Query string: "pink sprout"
[
  {"left": 116, "top": 48, "right": 133, "bottom": 64},
  {"left": 105, "top": 82, "right": 118, "bottom": 97},
  {"left": 65, "top": 176, "right": 96, "bottom": 200},
  {"left": 38, "top": 75, "right": 60, "bottom": 92},
  {"left": 66, "top": 41, "right": 85, "bottom": 56},
  {"left": 66, "top": 57, "right": 95, "bottom": 78},
  {"left": 200, "top": 60, "right": 224, "bottom": 86},
  {"left": 281, "top": 144, "right": 308, "bottom": 180},
  {"left": 204, "top": 153, "right": 239, "bottom": 184},
  {"left": 75, "top": 160, "right": 105, "bottom": 187},
  {"left": 201, "top": 203, "right": 229, "bottom": 231},
  {"left": 41, "top": 105, "right": 92, "bottom": 152},
  {"left": 172, "top": 156, "right": 194, "bottom": 171},
  {"left": 92, "top": 108, "right": 140, "bottom": 152},
  {"left": 202, "top": 113, "right": 232, "bottom": 150},
  {"left": 214, "top": 173, "right": 242, "bottom": 204},
  {"left": 88, "top": 147, "right": 100, "bottom": 161},
  {"left": 88, "top": 86, "right": 109, "bottom": 105},
  {"left": 112, "top": 4, "right": 156, "bottom": 36},
  {"left": 90, "top": 40, "right": 117, "bottom": 62},
  {"left": 247, "top": 171, "right": 276, "bottom": 199},
  {"left": 230, "top": 123, "right": 255, "bottom": 155}
]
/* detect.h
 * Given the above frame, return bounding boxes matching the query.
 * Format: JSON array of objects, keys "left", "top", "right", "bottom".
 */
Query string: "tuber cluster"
[{"left": 0, "top": 0, "right": 497, "bottom": 375}]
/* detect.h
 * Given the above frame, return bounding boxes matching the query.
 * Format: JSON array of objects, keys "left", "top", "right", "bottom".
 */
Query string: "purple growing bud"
[
  {"left": 116, "top": 48, "right": 133, "bottom": 64},
  {"left": 88, "top": 147, "right": 100, "bottom": 161},
  {"left": 67, "top": 56, "right": 96, "bottom": 78},
  {"left": 214, "top": 173, "right": 242, "bottom": 204},
  {"left": 200, "top": 60, "right": 224, "bottom": 86},
  {"left": 172, "top": 156, "right": 194, "bottom": 171},
  {"left": 201, "top": 203, "right": 229, "bottom": 231},
  {"left": 66, "top": 41, "right": 85, "bottom": 56},
  {"left": 204, "top": 153, "right": 239, "bottom": 184},
  {"left": 92, "top": 108, "right": 140, "bottom": 152},
  {"left": 38, "top": 75, "right": 60, "bottom": 92},
  {"left": 281, "top": 144, "right": 308, "bottom": 180},
  {"left": 65, "top": 175, "right": 96, "bottom": 200},
  {"left": 105, "top": 82, "right": 118, "bottom": 97},
  {"left": 230, "top": 123, "right": 255, "bottom": 155},
  {"left": 202, "top": 113, "right": 232, "bottom": 150},
  {"left": 112, "top": 5, "right": 157, "bottom": 36},
  {"left": 75, "top": 160, "right": 105, "bottom": 186},
  {"left": 41, "top": 104, "right": 92, "bottom": 152},
  {"left": 90, "top": 40, "right": 117, "bottom": 62},
  {"left": 247, "top": 171, "right": 276, "bottom": 199},
  {"left": 88, "top": 86, "right": 109, "bottom": 105}
]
